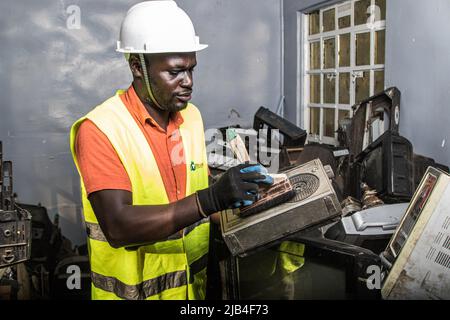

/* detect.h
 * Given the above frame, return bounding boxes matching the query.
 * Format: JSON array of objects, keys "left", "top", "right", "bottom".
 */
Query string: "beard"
[
  {"left": 148, "top": 81, "right": 189, "bottom": 113},
  {"left": 145, "top": 96, "right": 188, "bottom": 113},
  {"left": 166, "top": 100, "right": 189, "bottom": 113}
]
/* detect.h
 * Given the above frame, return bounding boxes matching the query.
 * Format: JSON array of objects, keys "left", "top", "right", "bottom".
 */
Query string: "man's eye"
[{"left": 169, "top": 70, "right": 180, "bottom": 76}]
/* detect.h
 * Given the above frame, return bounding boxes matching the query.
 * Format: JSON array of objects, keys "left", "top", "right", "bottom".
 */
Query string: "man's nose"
[{"left": 180, "top": 71, "right": 193, "bottom": 88}]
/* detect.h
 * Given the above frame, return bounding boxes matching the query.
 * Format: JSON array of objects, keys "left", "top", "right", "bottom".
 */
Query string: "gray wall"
[
  {"left": 0, "top": 0, "right": 282, "bottom": 245},
  {"left": 384, "top": 0, "right": 450, "bottom": 166},
  {"left": 283, "top": 0, "right": 450, "bottom": 166}
]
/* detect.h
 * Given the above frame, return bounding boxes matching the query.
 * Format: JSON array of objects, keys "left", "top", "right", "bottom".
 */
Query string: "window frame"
[{"left": 301, "top": 0, "right": 386, "bottom": 145}]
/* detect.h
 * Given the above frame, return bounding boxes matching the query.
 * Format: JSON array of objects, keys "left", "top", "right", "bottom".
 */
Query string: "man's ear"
[{"left": 129, "top": 54, "right": 143, "bottom": 78}]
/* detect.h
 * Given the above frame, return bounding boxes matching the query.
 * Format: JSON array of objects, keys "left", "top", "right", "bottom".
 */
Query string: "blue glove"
[
  {"left": 197, "top": 163, "right": 268, "bottom": 214},
  {"left": 232, "top": 164, "right": 274, "bottom": 208},
  {"left": 239, "top": 164, "right": 274, "bottom": 185}
]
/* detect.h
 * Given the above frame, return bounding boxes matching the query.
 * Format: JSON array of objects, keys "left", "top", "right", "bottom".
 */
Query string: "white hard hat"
[{"left": 117, "top": 0, "right": 208, "bottom": 54}]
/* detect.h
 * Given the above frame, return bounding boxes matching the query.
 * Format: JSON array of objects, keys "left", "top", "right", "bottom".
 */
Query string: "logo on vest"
[{"left": 190, "top": 161, "right": 204, "bottom": 171}]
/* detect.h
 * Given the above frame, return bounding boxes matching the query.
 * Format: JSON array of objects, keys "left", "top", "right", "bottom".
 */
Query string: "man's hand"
[{"left": 196, "top": 163, "right": 273, "bottom": 216}]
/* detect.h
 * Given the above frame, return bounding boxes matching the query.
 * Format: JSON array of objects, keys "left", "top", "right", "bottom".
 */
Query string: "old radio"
[{"left": 220, "top": 159, "right": 342, "bottom": 257}]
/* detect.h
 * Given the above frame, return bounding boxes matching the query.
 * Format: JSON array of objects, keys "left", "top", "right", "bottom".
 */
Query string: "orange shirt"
[{"left": 75, "top": 85, "right": 187, "bottom": 203}]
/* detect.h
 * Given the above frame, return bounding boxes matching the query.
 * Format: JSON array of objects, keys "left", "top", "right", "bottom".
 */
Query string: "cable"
[{"left": 139, "top": 53, "right": 165, "bottom": 110}]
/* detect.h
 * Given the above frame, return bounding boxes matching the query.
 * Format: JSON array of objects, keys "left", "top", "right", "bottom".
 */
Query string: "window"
[{"left": 304, "top": 0, "right": 386, "bottom": 145}]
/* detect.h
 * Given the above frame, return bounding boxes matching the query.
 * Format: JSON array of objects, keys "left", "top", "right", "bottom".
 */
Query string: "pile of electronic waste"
[
  {"left": 0, "top": 142, "right": 90, "bottom": 300},
  {"left": 208, "top": 87, "right": 450, "bottom": 300},
  {"left": 0, "top": 142, "right": 31, "bottom": 299}
]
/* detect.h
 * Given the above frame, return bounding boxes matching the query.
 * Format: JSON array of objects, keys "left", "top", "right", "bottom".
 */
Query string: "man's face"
[{"left": 146, "top": 52, "right": 197, "bottom": 112}]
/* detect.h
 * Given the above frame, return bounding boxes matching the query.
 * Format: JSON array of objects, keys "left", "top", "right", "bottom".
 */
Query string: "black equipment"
[
  {"left": 17, "top": 203, "right": 56, "bottom": 262},
  {"left": 338, "top": 88, "right": 449, "bottom": 203},
  {"left": 19, "top": 203, "right": 86, "bottom": 299},
  {"left": 345, "top": 87, "right": 401, "bottom": 159},
  {"left": 353, "top": 131, "right": 414, "bottom": 202},
  {"left": 0, "top": 141, "right": 32, "bottom": 268},
  {"left": 347, "top": 132, "right": 449, "bottom": 203},
  {"left": 253, "top": 106, "right": 307, "bottom": 148}
]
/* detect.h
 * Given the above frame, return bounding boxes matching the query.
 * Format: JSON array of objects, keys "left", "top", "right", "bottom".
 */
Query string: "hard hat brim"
[{"left": 116, "top": 44, "right": 208, "bottom": 54}]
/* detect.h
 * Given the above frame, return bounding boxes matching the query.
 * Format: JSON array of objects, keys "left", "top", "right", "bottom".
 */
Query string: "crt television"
[{"left": 222, "top": 234, "right": 381, "bottom": 300}]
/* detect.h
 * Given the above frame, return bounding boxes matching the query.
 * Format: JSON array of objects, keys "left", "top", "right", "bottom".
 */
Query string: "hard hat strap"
[{"left": 139, "top": 53, "right": 165, "bottom": 110}]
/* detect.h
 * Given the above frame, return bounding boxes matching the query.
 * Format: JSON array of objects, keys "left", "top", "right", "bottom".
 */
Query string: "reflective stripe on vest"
[
  {"left": 85, "top": 218, "right": 209, "bottom": 242},
  {"left": 90, "top": 257, "right": 208, "bottom": 301},
  {"left": 70, "top": 91, "right": 209, "bottom": 300},
  {"left": 91, "top": 270, "right": 186, "bottom": 300}
]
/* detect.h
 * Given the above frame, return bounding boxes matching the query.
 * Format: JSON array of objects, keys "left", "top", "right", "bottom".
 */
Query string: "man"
[{"left": 69, "top": 1, "right": 272, "bottom": 300}]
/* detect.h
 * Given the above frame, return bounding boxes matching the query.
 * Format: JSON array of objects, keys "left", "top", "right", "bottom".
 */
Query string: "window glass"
[
  {"left": 323, "top": 108, "right": 336, "bottom": 137},
  {"left": 323, "top": 8, "right": 336, "bottom": 32},
  {"left": 355, "top": 71, "right": 370, "bottom": 103},
  {"left": 339, "top": 73, "right": 350, "bottom": 104},
  {"left": 324, "top": 74, "right": 336, "bottom": 104},
  {"left": 339, "top": 33, "right": 350, "bottom": 67},
  {"left": 375, "top": 30, "right": 385, "bottom": 64},
  {"left": 354, "top": 0, "right": 371, "bottom": 26},
  {"left": 338, "top": 3, "right": 351, "bottom": 29},
  {"left": 323, "top": 38, "right": 336, "bottom": 69},
  {"left": 310, "top": 74, "right": 321, "bottom": 104},
  {"left": 310, "top": 41, "right": 321, "bottom": 70},
  {"left": 310, "top": 108, "right": 320, "bottom": 135},
  {"left": 356, "top": 32, "right": 371, "bottom": 66},
  {"left": 309, "top": 11, "right": 320, "bottom": 35},
  {"left": 374, "top": 70, "right": 385, "bottom": 94}
]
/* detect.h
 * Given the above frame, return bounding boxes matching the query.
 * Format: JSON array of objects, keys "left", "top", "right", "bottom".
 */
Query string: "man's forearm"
[
  {"left": 89, "top": 190, "right": 205, "bottom": 248},
  {"left": 122, "top": 195, "right": 202, "bottom": 246}
]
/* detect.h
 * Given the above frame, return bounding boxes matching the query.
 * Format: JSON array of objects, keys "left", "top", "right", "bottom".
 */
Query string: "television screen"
[{"left": 224, "top": 235, "right": 381, "bottom": 300}]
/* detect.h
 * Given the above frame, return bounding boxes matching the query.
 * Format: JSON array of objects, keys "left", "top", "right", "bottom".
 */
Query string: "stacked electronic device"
[
  {"left": 338, "top": 87, "right": 449, "bottom": 203},
  {"left": 380, "top": 166, "right": 450, "bottom": 300},
  {"left": 0, "top": 141, "right": 32, "bottom": 268}
]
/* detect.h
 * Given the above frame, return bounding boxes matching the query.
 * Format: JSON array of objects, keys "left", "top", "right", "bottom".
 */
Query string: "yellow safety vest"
[{"left": 69, "top": 91, "right": 210, "bottom": 300}]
